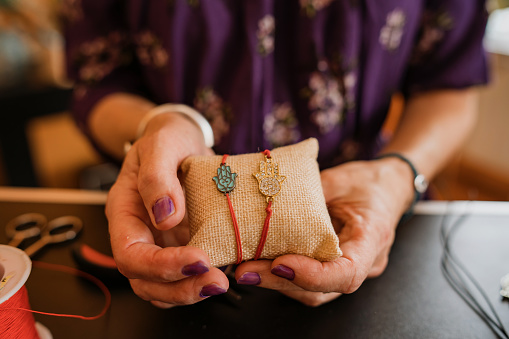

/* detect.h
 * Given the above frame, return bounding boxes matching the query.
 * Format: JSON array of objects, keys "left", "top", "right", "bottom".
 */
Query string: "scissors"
[{"left": 5, "top": 213, "right": 83, "bottom": 257}]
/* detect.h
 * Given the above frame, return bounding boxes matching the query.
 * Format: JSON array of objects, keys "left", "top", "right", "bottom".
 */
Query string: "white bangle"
[{"left": 137, "top": 104, "right": 214, "bottom": 148}]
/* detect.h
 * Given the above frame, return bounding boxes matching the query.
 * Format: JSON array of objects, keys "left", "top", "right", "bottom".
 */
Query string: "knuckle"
[
  {"left": 136, "top": 136, "right": 154, "bottom": 155},
  {"left": 305, "top": 278, "right": 324, "bottom": 292},
  {"left": 378, "top": 225, "right": 395, "bottom": 247},
  {"left": 137, "top": 170, "right": 160, "bottom": 193},
  {"left": 130, "top": 281, "right": 151, "bottom": 301},
  {"left": 115, "top": 261, "right": 133, "bottom": 279},
  {"left": 154, "top": 269, "right": 176, "bottom": 282},
  {"left": 344, "top": 276, "right": 364, "bottom": 294},
  {"left": 171, "top": 282, "right": 201, "bottom": 305},
  {"left": 149, "top": 251, "right": 177, "bottom": 282},
  {"left": 170, "top": 293, "right": 198, "bottom": 306},
  {"left": 344, "top": 284, "right": 360, "bottom": 294},
  {"left": 368, "top": 257, "right": 389, "bottom": 278}
]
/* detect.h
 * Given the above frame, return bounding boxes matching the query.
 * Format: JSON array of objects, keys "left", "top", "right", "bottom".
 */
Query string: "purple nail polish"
[
  {"left": 182, "top": 261, "right": 209, "bottom": 276},
  {"left": 271, "top": 265, "right": 295, "bottom": 280},
  {"left": 199, "top": 284, "right": 227, "bottom": 298},
  {"left": 152, "top": 196, "right": 175, "bottom": 224},
  {"left": 237, "top": 272, "right": 261, "bottom": 285}
]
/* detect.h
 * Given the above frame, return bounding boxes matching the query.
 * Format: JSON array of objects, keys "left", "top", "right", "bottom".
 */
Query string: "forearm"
[
  {"left": 88, "top": 92, "right": 208, "bottom": 162},
  {"left": 88, "top": 93, "right": 156, "bottom": 160},
  {"left": 381, "top": 88, "right": 479, "bottom": 181}
]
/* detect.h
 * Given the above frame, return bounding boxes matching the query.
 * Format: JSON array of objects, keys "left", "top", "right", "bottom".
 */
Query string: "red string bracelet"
[
  {"left": 213, "top": 149, "right": 286, "bottom": 264},
  {"left": 254, "top": 199, "right": 273, "bottom": 260},
  {"left": 213, "top": 155, "right": 242, "bottom": 264},
  {"left": 253, "top": 149, "right": 286, "bottom": 260}
]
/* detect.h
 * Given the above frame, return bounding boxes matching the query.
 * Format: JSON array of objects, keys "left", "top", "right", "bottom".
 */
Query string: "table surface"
[{"left": 0, "top": 188, "right": 508, "bottom": 339}]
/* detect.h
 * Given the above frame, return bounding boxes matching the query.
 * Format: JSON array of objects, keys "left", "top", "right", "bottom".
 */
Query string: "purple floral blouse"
[{"left": 63, "top": 0, "right": 488, "bottom": 168}]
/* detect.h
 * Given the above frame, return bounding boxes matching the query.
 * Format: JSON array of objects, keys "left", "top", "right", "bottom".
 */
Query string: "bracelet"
[
  {"left": 374, "top": 153, "right": 428, "bottom": 211},
  {"left": 124, "top": 104, "right": 215, "bottom": 154}
]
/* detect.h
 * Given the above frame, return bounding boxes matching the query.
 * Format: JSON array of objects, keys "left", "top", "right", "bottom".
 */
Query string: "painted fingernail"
[
  {"left": 237, "top": 272, "right": 261, "bottom": 285},
  {"left": 182, "top": 261, "right": 209, "bottom": 276},
  {"left": 199, "top": 284, "right": 227, "bottom": 298},
  {"left": 152, "top": 196, "right": 175, "bottom": 224},
  {"left": 271, "top": 265, "right": 295, "bottom": 280}
]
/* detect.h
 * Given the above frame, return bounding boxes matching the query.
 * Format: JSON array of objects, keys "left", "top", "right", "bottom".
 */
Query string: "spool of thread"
[{"left": 0, "top": 245, "right": 52, "bottom": 339}]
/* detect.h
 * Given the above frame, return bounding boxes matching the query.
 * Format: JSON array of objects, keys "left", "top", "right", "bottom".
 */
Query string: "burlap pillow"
[{"left": 181, "top": 138, "right": 342, "bottom": 267}]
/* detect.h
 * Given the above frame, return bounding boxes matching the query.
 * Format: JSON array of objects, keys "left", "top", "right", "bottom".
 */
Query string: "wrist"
[
  {"left": 370, "top": 157, "right": 415, "bottom": 214},
  {"left": 124, "top": 104, "right": 214, "bottom": 154},
  {"left": 143, "top": 111, "right": 201, "bottom": 138},
  {"left": 374, "top": 153, "right": 428, "bottom": 214},
  {"left": 138, "top": 104, "right": 214, "bottom": 147},
  {"left": 144, "top": 112, "right": 211, "bottom": 154}
]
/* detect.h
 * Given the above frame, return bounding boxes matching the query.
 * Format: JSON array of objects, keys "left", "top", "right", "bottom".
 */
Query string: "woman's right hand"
[{"left": 106, "top": 112, "right": 229, "bottom": 307}]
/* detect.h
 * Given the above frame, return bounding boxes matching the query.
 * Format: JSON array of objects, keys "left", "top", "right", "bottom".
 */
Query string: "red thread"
[
  {"left": 226, "top": 193, "right": 242, "bottom": 264},
  {"left": 262, "top": 149, "right": 271, "bottom": 158},
  {"left": 0, "top": 261, "right": 111, "bottom": 327},
  {"left": 254, "top": 200, "right": 273, "bottom": 260},
  {"left": 0, "top": 286, "right": 39, "bottom": 339},
  {"left": 221, "top": 154, "right": 229, "bottom": 165},
  {"left": 221, "top": 154, "right": 242, "bottom": 264}
]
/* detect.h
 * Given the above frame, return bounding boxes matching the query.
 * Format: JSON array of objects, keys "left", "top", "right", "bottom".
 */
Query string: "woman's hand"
[
  {"left": 106, "top": 113, "right": 229, "bottom": 307},
  {"left": 234, "top": 158, "right": 414, "bottom": 307}
]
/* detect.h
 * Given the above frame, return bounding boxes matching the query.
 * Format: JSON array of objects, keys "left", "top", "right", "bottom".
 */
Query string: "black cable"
[
  {"left": 440, "top": 213, "right": 507, "bottom": 338},
  {"left": 440, "top": 216, "right": 505, "bottom": 337},
  {"left": 440, "top": 205, "right": 509, "bottom": 339},
  {"left": 440, "top": 214, "right": 503, "bottom": 330}
]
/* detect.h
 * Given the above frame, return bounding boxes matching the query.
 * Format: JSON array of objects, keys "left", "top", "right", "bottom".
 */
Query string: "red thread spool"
[{"left": 0, "top": 245, "right": 52, "bottom": 339}]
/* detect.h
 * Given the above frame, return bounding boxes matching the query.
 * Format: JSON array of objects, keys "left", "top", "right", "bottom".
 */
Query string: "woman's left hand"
[{"left": 234, "top": 157, "right": 414, "bottom": 306}]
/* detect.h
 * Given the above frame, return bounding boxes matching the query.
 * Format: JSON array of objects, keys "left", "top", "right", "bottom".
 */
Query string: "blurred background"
[{"left": 0, "top": 0, "right": 508, "bottom": 200}]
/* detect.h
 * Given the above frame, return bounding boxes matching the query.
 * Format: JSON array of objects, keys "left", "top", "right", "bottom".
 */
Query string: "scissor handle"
[
  {"left": 24, "top": 216, "right": 83, "bottom": 257},
  {"left": 42, "top": 216, "right": 83, "bottom": 242},
  {"left": 6, "top": 213, "right": 47, "bottom": 248}
]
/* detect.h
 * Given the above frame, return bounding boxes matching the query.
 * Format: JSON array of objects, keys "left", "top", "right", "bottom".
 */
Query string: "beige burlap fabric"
[{"left": 181, "top": 138, "right": 342, "bottom": 267}]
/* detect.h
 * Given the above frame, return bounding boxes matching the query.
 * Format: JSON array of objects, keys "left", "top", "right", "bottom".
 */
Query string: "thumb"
[
  {"left": 134, "top": 118, "right": 209, "bottom": 230},
  {"left": 134, "top": 111, "right": 214, "bottom": 230},
  {"left": 135, "top": 138, "right": 187, "bottom": 230}
]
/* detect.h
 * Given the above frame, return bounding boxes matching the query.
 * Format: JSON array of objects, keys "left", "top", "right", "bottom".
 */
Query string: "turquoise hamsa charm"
[{"left": 213, "top": 164, "right": 237, "bottom": 194}]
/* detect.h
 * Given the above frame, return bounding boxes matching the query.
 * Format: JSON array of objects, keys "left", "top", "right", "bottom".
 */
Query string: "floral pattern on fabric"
[
  {"left": 263, "top": 103, "right": 301, "bottom": 148},
  {"left": 411, "top": 9, "right": 454, "bottom": 64},
  {"left": 301, "top": 59, "right": 356, "bottom": 134},
  {"left": 74, "top": 31, "right": 132, "bottom": 85},
  {"left": 300, "top": 0, "right": 336, "bottom": 17},
  {"left": 256, "top": 15, "right": 275, "bottom": 56},
  {"left": 134, "top": 31, "right": 169, "bottom": 69},
  {"left": 64, "top": 1, "right": 489, "bottom": 163},
  {"left": 194, "top": 87, "right": 232, "bottom": 145},
  {"left": 379, "top": 8, "right": 406, "bottom": 51}
]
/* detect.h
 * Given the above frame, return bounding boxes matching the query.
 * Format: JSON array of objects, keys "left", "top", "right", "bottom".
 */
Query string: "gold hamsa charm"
[{"left": 253, "top": 154, "right": 286, "bottom": 202}]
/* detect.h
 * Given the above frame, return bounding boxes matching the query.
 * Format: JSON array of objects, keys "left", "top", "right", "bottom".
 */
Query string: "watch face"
[{"left": 414, "top": 174, "right": 428, "bottom": 194}]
